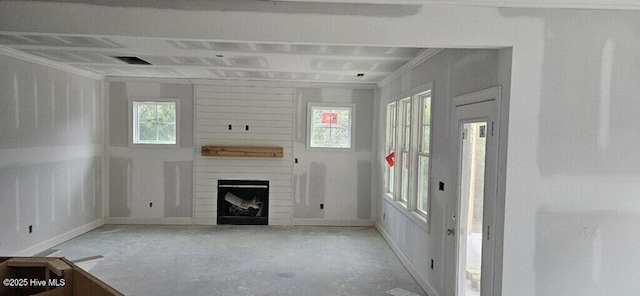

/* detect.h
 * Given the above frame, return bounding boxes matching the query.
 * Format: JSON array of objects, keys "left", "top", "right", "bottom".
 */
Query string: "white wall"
[
  {"left": 192, "top": 81, "right": 375, "bottom": 226},
  {"left": 193, "top": 81, "right": 294, "bottom": 226},
  {"left": 2, "top": 2, "right": 640, "bottom": 295},
  {"left": 107, "top": 79, "right": 194, "bottom": 223},
  {"left": 500, "top": 10, "right": 640, "bottom": 296},
  {"left": 0, "top": 52, "right": 104, "bottom": 255},
  {"left": 292, "top": 87, "right": 375, "bottom": 226},
  {"left": 106, "top": 77, "right": 374, "bottom": 227},
  {"left": 376, "top": 48, "right": 509, "bottom": 296}
]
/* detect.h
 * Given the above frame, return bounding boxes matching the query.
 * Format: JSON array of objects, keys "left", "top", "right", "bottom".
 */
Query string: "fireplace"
[{"left": 217, "top": 180, "right": 269, "bottom": 225}]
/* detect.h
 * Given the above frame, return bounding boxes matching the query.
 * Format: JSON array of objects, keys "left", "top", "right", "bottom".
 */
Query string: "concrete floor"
[{"left": 52, "top": 225, "right": 426, "bottom": 296}]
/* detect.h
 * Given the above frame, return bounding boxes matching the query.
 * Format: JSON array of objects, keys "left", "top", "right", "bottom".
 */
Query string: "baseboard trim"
[
  {"left": 193, "top": 218, "right": 216, "bottom": 225},
  {"left": 292, "top": 219, "right": 374, "bottom": 227},
  {"left": 375, "top": 222, "right": 440, "bottom": 296},
  {"left": 105, "top": 217, "right": 193, "bottom": 225},
  {"left": 13, "top": 218, "right": 105, "bottom": 257}
]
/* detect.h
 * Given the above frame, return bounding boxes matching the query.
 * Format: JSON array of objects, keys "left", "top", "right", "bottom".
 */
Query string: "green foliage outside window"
[{"left": 134, "top": 101, "right": 177, "bottom": 144}]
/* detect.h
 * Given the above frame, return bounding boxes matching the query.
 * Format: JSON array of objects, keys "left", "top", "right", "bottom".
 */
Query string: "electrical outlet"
[
  {"left": 431, "top": 259, "right": 434, "bottom": 269},
  {"left": 320, "top": 203, "right": 324, "bottom": 209},
  {"left": 149, "top": 203, "right": 153, "bottom": 207},
  {"left": 439, "top": 182, "right": 445, "bottom": 191},
  {"left": 29, "top": 225, "right": 33, "bottom": 234}
]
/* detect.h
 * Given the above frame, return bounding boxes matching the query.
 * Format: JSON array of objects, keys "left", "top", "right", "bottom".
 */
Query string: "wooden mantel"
[{"left": 201, "top": 145, "right": 284, "bottom": 158}]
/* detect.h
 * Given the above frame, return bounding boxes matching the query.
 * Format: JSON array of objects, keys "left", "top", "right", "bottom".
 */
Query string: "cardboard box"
[{"left": 0, "top": 257, "right": 122, "bottom": 296}]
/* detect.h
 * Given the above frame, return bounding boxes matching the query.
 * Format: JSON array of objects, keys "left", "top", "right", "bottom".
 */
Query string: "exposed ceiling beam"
[
  {"left": 0, "top": 45, "right": 104, "bottom": 80},
  {"left": 270, "top": 0, "right": 640, "bottom": 10}
]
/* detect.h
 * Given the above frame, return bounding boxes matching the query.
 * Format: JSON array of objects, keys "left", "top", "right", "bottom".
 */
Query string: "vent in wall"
[{"left": 113, "top": 56, "right": 152, "bottom": 65}]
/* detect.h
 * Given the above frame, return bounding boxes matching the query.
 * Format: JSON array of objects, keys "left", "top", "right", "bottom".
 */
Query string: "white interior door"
[{"left": 448, "top": 87, "right": 501, "bottom": 296}]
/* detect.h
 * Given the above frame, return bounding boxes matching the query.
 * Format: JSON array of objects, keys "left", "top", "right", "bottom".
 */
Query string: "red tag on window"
[
  {"left": 385, "top": 152, "right": 395, "bottom": 167},
  {"left": 322, "top": 112, "right": 338, "bottom": 124}
]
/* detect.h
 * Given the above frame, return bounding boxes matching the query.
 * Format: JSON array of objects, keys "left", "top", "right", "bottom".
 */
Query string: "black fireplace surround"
[{"left": 217, "top": 180, "right": 269, "bottom": 225}]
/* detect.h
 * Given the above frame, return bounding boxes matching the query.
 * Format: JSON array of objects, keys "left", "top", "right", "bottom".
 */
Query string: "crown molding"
[
  {"left": 0, "top": 45, "right": 104, "bottom": 80},
  {"left": 273, "top": 0, "right": 640, "bottom": 10},
  {"left": 191, "top": 78, "right": 378, "bottom": 89},
  {"left": 377, "top": 48, "right": 443, "bottom": 88}
]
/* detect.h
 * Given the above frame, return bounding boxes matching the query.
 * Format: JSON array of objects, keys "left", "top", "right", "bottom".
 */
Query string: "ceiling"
[
  {"left": 3, "top": 0, "right": 636, "bottom": 85},
  {"left": 0, "top": 32, "right": 432, "bottom": 84}
]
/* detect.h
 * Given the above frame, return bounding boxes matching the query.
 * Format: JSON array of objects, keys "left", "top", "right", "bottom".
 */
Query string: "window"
[
  {"left": 384, "top": 102, "right": 397, "bottom": 194},
  {"left": 416, "top": 91, "right": 432, "bottom": 215},
  {"left": 307, "top": 103, "right": 355, "bottom": 150},
  {"left": 385, "top": 84, "right": 433, "bottom": 227},
  {"left": 398, "top": 98, "right": 412, "bottom": 204},
  {"left": 132, "top": 101, "right": 178, "bottom": 145}
]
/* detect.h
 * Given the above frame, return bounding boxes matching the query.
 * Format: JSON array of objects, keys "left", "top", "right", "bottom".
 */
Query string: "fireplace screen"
[{"left": 217, "top": 180, "right": 268, "bottom": 225}]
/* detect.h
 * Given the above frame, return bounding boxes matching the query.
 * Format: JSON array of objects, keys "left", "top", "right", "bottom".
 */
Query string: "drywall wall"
[
  {"left": 501, "top": 10, "right": 640, "bottom": 296},
  {"left": 292, "top": 87, "right": 375, "bottom": 225},
  {"left": 107, "top": 79, "right": 193, "bottom": 221},
  {"left": 376, "top": 48, "right": 507, "bottom": 296},
  {"left": 193, "top": 82, "right": 373, "bottom": 226},
  {"left": 2, "top": 2, "right": 640, "bottom": 295},
  {"left": 0, "top": 53, "right": 103, "bottom": 255}
]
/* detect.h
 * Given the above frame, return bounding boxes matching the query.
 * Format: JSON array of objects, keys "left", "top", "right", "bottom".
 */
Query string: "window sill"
[
  {"left": 305, "top": 146, "right": 355, "bottom": 153},
  {"left": 129, "top": 143, "right": 180, "bottom": 149},
  {"left": 382, "top": 196, "right": 430, "bottom": 233}
]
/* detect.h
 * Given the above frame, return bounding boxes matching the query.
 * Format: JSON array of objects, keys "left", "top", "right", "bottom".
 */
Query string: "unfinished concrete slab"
[{"left": 52, "top": 225, "right": 425, "bottom": 296}]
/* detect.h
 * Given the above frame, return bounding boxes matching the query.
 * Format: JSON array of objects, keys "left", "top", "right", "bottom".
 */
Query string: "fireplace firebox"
[{"left": 217, "top": 180, "right": 269, "bottom": 225}]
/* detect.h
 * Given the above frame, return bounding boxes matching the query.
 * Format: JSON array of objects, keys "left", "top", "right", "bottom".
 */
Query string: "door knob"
[{"left": 447, "top": 228, "right": 455, "bottom": 235}]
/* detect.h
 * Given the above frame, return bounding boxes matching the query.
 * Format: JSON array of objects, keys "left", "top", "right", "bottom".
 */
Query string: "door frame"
[{"left": 446, "top": 86, "right": 504, "bottom": 296}]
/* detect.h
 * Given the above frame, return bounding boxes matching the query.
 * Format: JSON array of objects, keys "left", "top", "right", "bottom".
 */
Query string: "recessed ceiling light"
[{"left": 357, "top": 73, "right": 365, "bottom": 77}]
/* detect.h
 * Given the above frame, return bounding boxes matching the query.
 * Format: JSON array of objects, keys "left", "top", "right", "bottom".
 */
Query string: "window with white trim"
[
  {"left": 384, "top": 102, "right": 397, "bottom": 194},
  {"left": 398, "top": 98, "right": 412, "bottom": 205},
  {"left": 385, "top": 85, "right": 433, "bottom": 224},
  {"left": 307, "top": 103, "right": 355, "bottom": 150},
  {"left": 132, "top": 101, "right": 178, "bottom": 145},
  {"left": 416, "top": 91, "right": 432, "bottom": 215}
]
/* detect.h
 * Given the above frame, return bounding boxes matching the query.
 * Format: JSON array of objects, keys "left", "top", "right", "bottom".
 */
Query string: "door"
[{"left": 448, "top": 87, "right": 501, "bottom": 296}]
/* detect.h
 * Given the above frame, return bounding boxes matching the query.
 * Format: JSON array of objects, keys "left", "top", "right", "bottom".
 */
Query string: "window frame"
[
  {"left": 306, "top": 102, "right": 356, "bottom": 152},
  {"left": 415, "top": 90, "right": 433, "bottom": 218},
  {"left": 384, "top": 102, "right": 397, "bottom": 195},
  {"left": 397, "top": 97, "right": 412, "bottom": 205},
  {"left": 383, "top": 82, "right": 434, "bottom": 231},
  {"left": 129, "top": 98, "right": 180, "bottom": 148}
]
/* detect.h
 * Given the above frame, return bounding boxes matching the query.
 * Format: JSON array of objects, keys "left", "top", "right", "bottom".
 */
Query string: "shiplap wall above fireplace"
[{"left": 193, "top": 81, "right": 294, "bottom": 225}]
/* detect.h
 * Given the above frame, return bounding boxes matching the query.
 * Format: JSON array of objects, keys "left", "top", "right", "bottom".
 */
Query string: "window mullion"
[
  {"left": 385, "top": 102, "right": 397, "bottom": 196},
  {"left": 398, "top": 98, "right": 410, "bottom": 204},
  {"left": 133, "top": 102, "right": 139, "bottom": 143},
  {"left": 154, "top": 104, "right": 160, "bottom": 142},
  {"left": 416, "top": 91, "right": 432, "bottom": 217},
  {"left": 408, "top": 94, "right": 421, "bottom": 211},
  {"left": 394, "top": 102, "right": 402, "bottom": 202}
]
